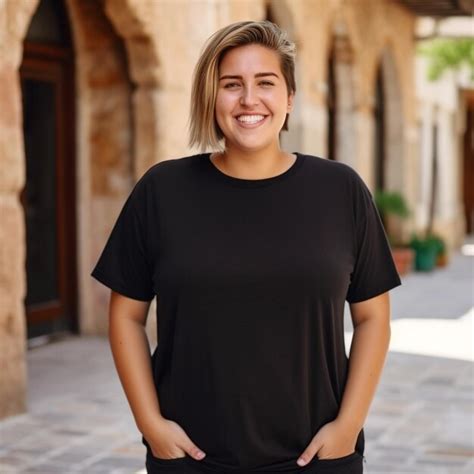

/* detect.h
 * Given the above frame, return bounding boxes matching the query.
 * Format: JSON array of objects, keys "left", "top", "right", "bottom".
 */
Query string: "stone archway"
[
  {"left": 66, "top": 0, "right": 135, "bottom": 336},
  {"left": 326, "top": 19, "right": 356, "bottom": 168},
  {"left": 0, "top": 0, "right": 159, "bottom": 420},
  {"left": 374, "top": 45, "right": 404, "bottom": 193},
  {"left": 64, "top": 0, "right": 161, "bottom": 338},
  {"left": 102, "top": 0, "right": 162, "bottom": 177}
]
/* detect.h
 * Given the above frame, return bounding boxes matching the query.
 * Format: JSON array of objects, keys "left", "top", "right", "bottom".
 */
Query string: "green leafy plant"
[
  {"left": 417, "top": 38, "right": 474, "bottom": 81},
  {"left": 409, "top": 234, "right": 437, "bottom": 251},
  {"left": 374, "top": 190, "right": 411, "bottom": 247},
  {"left": 374, "top": 190, "right": 410, "bottom": 219},
  {"left": 425, "top": 233, "right": 446, "bottom": 256}
]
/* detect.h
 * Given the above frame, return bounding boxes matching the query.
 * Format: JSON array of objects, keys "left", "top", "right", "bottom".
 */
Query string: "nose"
[{"left": 240, "top": 85, "right": 259, "bottom": 107}]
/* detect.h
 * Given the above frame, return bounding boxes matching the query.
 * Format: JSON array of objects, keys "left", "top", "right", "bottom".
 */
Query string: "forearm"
[
  {"left": 336, "top": 319, "right": 391, "bottom": 434},
  {"left": 109, "top": 316, "right": 163, "bottom": 435}
]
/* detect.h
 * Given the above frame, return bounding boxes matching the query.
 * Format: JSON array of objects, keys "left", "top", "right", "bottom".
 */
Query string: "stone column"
[{"left": 0, "top": 0, "right": 40, "bottom": 420}]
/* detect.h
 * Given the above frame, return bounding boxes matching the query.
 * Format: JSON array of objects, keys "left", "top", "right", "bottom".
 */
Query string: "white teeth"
[{"left": 237, "top": 115, "right": 265, "bottom": 123}]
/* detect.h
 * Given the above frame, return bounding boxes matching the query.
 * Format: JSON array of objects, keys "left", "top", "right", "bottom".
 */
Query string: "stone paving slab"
[{"left": 0, "top": 244, "right": 473, "bottom": 474}]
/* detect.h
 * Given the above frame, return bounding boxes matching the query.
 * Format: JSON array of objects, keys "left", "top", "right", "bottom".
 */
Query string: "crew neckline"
[{"left": 202, "top": 151, "right": 305, "bottom": 188}]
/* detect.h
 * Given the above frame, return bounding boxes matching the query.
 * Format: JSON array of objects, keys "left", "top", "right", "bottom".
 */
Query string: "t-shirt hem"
[
  {"left": 346, "top": 278, "right": 402, "bottom": 304},
  {"left": 90, "top": 268, "right": 155, "bottom": 302}
]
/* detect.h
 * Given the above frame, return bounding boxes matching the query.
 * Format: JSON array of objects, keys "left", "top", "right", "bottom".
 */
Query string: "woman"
[{"left": 91, "top": 20, "right": 401, "bottom": 474}]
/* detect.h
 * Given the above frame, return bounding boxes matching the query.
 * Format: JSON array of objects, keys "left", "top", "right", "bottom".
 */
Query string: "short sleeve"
[
  {"left": 90, "top": 175, "right": 155, "bottom": 302},
  {"left": 345, "top": 172, "right": 402, "bottom": 303}
]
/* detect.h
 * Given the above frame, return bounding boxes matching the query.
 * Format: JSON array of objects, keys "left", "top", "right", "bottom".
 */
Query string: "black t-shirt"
[{"left": 91, "top": 152, "right": 401, "bottom": 472}]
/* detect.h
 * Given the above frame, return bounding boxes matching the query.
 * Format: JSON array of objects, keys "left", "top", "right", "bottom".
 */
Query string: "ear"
[{"left": 287, "top": 91, "right": 295, "bottom": 113}]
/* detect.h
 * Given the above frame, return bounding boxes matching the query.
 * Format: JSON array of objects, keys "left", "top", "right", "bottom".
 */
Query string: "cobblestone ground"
[{"left": 1, "top": 241, "right": 473, "bottom": 474}]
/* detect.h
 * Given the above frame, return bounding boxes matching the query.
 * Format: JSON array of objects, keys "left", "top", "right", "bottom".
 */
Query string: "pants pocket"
[
  {"left": 145, "top": 448, "right": 189, "bottom": 473},
  {"left": 315, "top": 450, "right": 363, "bottom": 473}
]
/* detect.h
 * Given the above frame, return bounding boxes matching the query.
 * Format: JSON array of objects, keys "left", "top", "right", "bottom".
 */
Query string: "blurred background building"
[{"left": 0, "top": 0, "right": 472, "bottom": 420}]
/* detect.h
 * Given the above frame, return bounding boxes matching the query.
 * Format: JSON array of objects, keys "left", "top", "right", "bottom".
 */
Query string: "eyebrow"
[{"left": 218, "top": 72, "right": 279, "bottom": 80}]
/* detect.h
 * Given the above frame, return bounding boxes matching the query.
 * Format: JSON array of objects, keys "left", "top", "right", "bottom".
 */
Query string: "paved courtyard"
[{"left": 0, "top": 240, "right": 473, "bottom": 474}]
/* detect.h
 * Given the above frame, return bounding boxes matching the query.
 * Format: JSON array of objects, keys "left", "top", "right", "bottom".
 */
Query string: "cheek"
[
  {"left": 214, "top": 102, "right": 227, "bottom": 130},
  {"left": 215, "top": 93, "right": 234, "bottom": 114},
  {"left": 267, "top": 91, "right": 288, "bottom": 108},
  {"left": 215, "top": 97, "right": 239, "bottom": 132}
]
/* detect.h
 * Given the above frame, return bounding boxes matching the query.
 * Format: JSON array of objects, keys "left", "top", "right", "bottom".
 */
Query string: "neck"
[{"left": 212, "top": 143, "right": 295, "bottom": 180}]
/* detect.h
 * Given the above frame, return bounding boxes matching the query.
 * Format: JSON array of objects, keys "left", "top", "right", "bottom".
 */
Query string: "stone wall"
[{"left": 0, "top": 0, "right": 40, "bottom": 421}]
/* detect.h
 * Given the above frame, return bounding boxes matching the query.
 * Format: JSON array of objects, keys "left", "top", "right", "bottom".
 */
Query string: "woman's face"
[{"left": 215, "top": 43, "right": 294, "bottom": 153}]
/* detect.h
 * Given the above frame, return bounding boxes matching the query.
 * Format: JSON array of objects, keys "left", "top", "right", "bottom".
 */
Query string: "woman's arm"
[
  {"left": 108, "top": 290, "right": 163, "bottom": 435},
  {"left": 336, "top": 291, "right": 391, "bottom": 433},
  {"left": 296, "top": 291, "right": 391, "bottom": 464},
  {"left": 108, "top": 290, "right": 207, "bottom": 460}
]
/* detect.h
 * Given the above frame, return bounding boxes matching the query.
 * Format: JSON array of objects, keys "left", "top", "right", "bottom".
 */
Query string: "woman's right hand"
[{"left": 143, "top": 417, "right": 207, "bottom": 461}]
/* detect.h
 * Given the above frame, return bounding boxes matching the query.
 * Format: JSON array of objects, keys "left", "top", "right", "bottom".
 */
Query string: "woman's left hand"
[{"left": 296, "top": 418, "right": 359, "bottom": 466}]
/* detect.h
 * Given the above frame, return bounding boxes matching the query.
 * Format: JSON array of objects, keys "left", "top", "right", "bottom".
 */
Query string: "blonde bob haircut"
[{"left": 187, "top": 20, "right": 297, "bottom": 152}]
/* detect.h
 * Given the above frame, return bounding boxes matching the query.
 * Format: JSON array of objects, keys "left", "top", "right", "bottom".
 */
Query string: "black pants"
[{"left": 145, "top": 449, "right": 364, "bottom": 474}]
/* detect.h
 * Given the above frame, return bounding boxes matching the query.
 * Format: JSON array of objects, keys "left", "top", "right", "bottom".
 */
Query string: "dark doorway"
[
  {"left": 20, "top": 0, "right": 77, "bottom": 342},
  {"left": 463, "top": 92, "right": 474, "bottom": 235},
  {"left": 374, "top": 66, "right": 386, "bottom": 191},
  {"left": 327, "top": 43, "right": 337, "bottom": 161}
]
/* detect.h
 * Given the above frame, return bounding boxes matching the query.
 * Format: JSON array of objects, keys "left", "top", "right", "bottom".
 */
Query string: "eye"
[
  {"left": 260, "top": 81, "right": 274, "bottom": 86},
  {"left": 223, "top": 82, "right": 240, "bottom": 89}
]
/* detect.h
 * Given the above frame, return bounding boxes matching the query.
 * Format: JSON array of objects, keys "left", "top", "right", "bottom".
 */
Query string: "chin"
[
  {"left": 229, "top": 135, "right": 274, "bottom": 150},
  {"left": 234, "top": 143, "right": 270, "bottom": 153}
]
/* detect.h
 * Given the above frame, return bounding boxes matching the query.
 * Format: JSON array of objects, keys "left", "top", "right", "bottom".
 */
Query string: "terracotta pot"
[
  {"left": 391, "top": 247, "right": 415, "bottom": 275},
  {"left": 436, "top": 253, "right": 449, "bottom": 267}
]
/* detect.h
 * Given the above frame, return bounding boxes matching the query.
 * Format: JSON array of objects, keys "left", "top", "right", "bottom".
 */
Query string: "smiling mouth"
[{"left": 235, "top": 114, "right": 268, "bottom": 127}]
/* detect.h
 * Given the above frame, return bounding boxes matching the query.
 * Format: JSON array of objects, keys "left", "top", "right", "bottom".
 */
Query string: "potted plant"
[
  {"left": 412, "top": 233, "right": 448, "bottom": 267},
  {"left": 374, "top": 190, "right": 414, "bottom": 275},
  {"left": 409, "top": 233, "right": 439, "bottom": 271}
]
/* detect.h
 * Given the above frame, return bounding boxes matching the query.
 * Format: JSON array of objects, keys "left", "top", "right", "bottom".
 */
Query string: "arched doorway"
[
  {"left": 374, "top": 47, "right": 404, "bottom": 193},
  {"left": 19, "top": 0, "right": 140, "bottom": 343},
  {"left": 462, "top": 91, "right": 474, "bottom": 235},
  {"left": 20, "top": 0, "right": 78, "bottom": 343},
  {"left": 1, "top": 0, "right": 161, "bottom": 420},
  {"left": 326, "top": 21, "right": 356, "bottom": 166}
]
